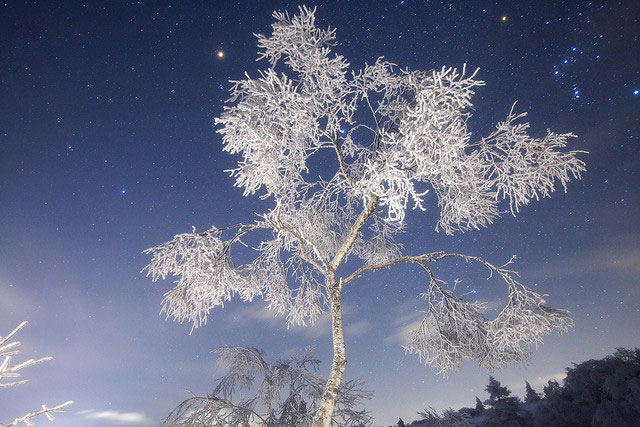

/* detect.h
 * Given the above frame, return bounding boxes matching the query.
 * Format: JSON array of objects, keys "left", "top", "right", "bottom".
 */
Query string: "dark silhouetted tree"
[
  {"left": 475, "top": 396, "right": 485, "bottom": 413},
  {"left": 481, "top": 377, "right": 530, "bottom": 426},
  {"left": 484, "top": 376, "right": 511, "bottom": 406},
  {"left": 524, "top": 381, "right": 541, "bottom": 404},
  {"left": 537, "top": 348, "right": 640, "bottom": 426},
  {"left": 543, "top": 379, "right": 561, "bottom": 400}
]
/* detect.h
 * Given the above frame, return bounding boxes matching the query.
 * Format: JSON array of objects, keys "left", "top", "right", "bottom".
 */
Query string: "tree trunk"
[
  {"left": 313, "top": 196, "right": 378, "bottom": 426},
  {"left": 312, "top": 279, "right": 346, "bottom": 427}
]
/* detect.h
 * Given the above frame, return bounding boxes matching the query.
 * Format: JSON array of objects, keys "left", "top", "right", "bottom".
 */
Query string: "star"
[
  {"left": 217, "top": 51, "right": 224, "bottom": 59},
  {"left": 501, "top": 15, "right": 508, "bottom": 22}
]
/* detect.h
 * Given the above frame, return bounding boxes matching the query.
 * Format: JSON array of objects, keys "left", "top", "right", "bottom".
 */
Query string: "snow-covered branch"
[
  {"left": 341, "top": 250, "right": 572, "bottom": 373},
  {"left": 1, "top": 321, "right": 72, "bottom": 426},
  {"left": 402, "top": 256, "right": 573, "bottom": 374}
]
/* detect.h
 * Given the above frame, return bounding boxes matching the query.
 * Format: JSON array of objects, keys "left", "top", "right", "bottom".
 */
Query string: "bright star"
[
  {"left": 501, "top": 15, "right": 508, "bottom": 22},
  {"left": 634, "top": 89, "right": 639, "bottom": 96},
  {"left": 121, "top": 189, "right": 127, "bottom": 195},
  {"left": 217, "top": 51, "right": 224, "bottom": 59}
]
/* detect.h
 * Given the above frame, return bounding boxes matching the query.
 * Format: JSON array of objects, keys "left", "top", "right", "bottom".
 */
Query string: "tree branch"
[
  {"left": 2, "top": 401, "right": 73, "bottom": 427},
  {"left": 332, "top": 136, "right": 356, "bottom": 188},
  {"left": 341, "top": 251, "right": 517, "bottom": 287},
  {"left": 329, "top": 195, "right": 379, "bottom": 272}
]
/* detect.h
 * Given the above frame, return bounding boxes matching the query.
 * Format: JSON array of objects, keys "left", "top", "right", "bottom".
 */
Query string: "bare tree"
[
  {"left": 1, "top": 321, "right": 72, "bottom": 426},
  {"left": 143, "top": 6, "right": 585, "bottom": 426},
  {"left": 163, "top": 346, "right": 372, "bottom": 426}
]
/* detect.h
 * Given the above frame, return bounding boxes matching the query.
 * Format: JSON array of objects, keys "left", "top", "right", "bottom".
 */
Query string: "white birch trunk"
[
  {"left": 312, "top": 196, "right": 378, "bottom": 426},
  {"left": 312, "top": 278, "right": 346, "bottom": 427}
]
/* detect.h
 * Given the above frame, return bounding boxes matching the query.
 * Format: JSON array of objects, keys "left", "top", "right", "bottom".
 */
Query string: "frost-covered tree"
[
  {"left": 143, "top": 6, "right": 585, "bottom": 425},
  {"left": 164, "top": 346, "right": 371, "bottom": 426},
  {"left": 1, "top": 321, "right": 72, "bottom": 426}
]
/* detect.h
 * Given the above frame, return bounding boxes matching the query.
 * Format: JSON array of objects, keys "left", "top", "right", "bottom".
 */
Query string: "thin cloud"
[
  {"left": 287, "top": 311, "right": 331, "bottom": 337},
  {"left": 384, "top": 313, "right": 424, "bottom": 346},
  {"left": 78, "top": 409, "right": 153, "bottom": 425},
  {"left": 526, "top": 246, "right": 640, "bottom": 278},
  {"left": 344, "top": 319, "right": 372, "bottom": 337},
  {"left": 226, "top": 301, "right": 331, "bottom": 336}
]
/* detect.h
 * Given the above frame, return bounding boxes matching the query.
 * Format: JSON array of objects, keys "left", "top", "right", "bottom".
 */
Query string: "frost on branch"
[
  {"left": 163, "top": 346, "right": 372, "bottom": 427},
  {"left": 143, "top": 222, "right": 328, "bottom": 330},
  {"left": 143, "top": 228, "right": 260, "bottom": 330},
  {"left": 1, "top": 321, "right": 72, "bottom": 426},
  {"left": 403, "top": 256, "right": 573, "bottom": 374},
  {"left": 479, "top": 106, "right": 585, "bottom": 216}
]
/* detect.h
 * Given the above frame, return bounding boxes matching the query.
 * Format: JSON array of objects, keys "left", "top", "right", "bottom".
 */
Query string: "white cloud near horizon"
[{"left": 77, "top": 409, "right": 154, "bottom": 425}]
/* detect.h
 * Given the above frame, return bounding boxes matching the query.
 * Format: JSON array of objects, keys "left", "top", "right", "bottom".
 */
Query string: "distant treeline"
[{"left": 395, "top": 347, "right": 640, "bottom": 427}]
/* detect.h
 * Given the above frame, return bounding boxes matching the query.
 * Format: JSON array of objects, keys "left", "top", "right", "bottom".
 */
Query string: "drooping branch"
[
  {"left": 143, "top": 217, "right": 334, "bottom": 329},
  {"left": 408, "top": 256, "right": 570, "bottom": 373},
  {"left": 341, "top": 250, "right": 572, "bottom": 373},
  {"left": 164, "top": 346, "right": 372, "bottom": 427}
]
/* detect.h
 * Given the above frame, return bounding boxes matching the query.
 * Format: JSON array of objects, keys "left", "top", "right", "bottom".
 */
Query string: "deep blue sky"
[{"left": 1, "top": 1, "right": 638, "bottom": 425}]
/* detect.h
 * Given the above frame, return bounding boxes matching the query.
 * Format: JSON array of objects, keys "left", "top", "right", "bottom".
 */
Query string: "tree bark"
[
  {"left": 312, "top": 277, "right": 346, "bottom": 427},
  {"left": 313, "top": 196, "right": 378, "bottom": 426}
]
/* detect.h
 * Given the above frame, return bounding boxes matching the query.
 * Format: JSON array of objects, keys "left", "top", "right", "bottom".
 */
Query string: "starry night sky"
[{"left": 1, "top": 1, "right": 639, "bottom": 425}]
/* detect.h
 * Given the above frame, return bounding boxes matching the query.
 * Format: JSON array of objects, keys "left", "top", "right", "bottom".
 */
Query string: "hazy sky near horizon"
[{"left": 1, "top": 0, "right": 639, "bottom": 425}]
